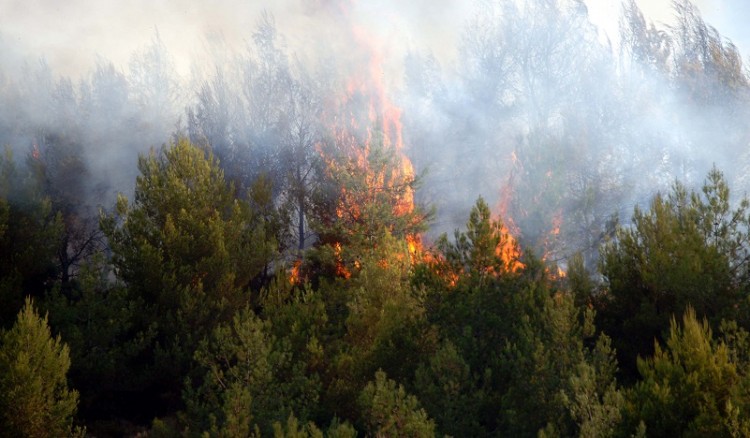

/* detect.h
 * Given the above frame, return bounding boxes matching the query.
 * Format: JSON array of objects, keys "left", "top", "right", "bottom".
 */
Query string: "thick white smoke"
[{"left": 1, "top": 0, "right": 749, "bottom": 268}]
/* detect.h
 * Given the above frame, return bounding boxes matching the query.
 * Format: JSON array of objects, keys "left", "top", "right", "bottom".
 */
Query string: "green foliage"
[
  {"left": 358, "top": 369, "right": 435, "bottom": 438},
  {"left": 42, "top": 254, "right": 156, "bottom": 419},
  {"left": 260, "top": 274, "right": 329, "bottom": 372},
  {"left": 323, "top": 418, "right": 358, "bottom": 438},
  {"left": 561, "top": 335, "right": 624, "bottom": 438},
  {"left": 344, "top": 232, "right": 432, "bottom": 383},
  {"left": 271, "top": 414, "right": 357, "bottom": 438},
  {"left": 411, "top": 201, "right": 556, "bottom": 434},
  {"left": 307, "top": 133, "right": 429, "bottom": 283},
  {"left": 184, "top": 306, "right": 320, "bottom": 437},
  {"left": 313, "top": 134, "right": 427, "bottom": 244},
  {"left": 433, "top": 196, "right": 522, "bottom": 285},
  {"left": 0, "top": 148, "right": 64, "bottom": 327},
  {"left": 412, "top": 198, "right": 626, "bottom": 436},
  {"left": 625, "top": 307, "right": 750, "bottom": 436},
  {"left": 500, "top": 283, "right": 598, "bottom": 436},
  {"left": 0, "top": 298, "right": 82, "bottom": 437},
  {"left": 599, "top": 168, "right": 748, "bottom": 376},
  {"left": 567, "top": 252, "right": 597, "bottom": 309},
  {"left": 101, "top": 137, "right": 277, "bottom": 394},
  {"left": 414, "top": 340, "right": 485, "bottom": 437},
  {"left": 318, "top": 232, "right": 435, "bottom": 423},
  {"left": 273, "top": 415, "right": 323, "bottom": 438}
]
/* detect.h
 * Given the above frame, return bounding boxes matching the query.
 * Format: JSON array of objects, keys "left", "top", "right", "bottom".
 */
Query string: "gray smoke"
[{"left": 1, "top": 0, "right": 749, "bottom": 268}]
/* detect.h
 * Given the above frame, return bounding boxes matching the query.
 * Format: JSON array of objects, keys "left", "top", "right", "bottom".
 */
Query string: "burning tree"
[
  {"left": 308, "top": 127, "right": 427, "bottom": 281},
  {"left": 416, "top": 197, "right": 523, "bottom": 291}
]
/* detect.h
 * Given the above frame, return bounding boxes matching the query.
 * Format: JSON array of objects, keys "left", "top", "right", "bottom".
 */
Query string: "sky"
[
  {"left": 589, "top": 0, "right": 750, "bottom": 50},
  {"left": 0, "top": 0, "right": 748, "bottom": 79},
  {"left": 0, "top": 0, "right": 471, "bottom": 79}
]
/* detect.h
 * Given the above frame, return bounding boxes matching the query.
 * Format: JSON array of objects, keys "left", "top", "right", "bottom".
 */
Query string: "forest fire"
[
  {"left": 315, "top": 0, "right": 422, "bottom": 280},
  {"left": 406, "top": 234, "right": 420, "bottom": 257},
  {"left": 497, "top": 169, "right": 525, "bottom": 273},
  {"left": 336, "top": 23, "right": 415, "bottom": 210},
  {"left": 546, "top": 211, "right": 567, "bottom": 278},
  {"left": 496, "top": 223, "right": 525, "bottom": 272},
  {"left": 289, "top": 259, "right": 302, "bottom": 285},
  {"left": 497, "top": 146, "right": 568, "bottom": 278},
  {"left": 334, "top": 242, "right": 352, "bottom": 279}
]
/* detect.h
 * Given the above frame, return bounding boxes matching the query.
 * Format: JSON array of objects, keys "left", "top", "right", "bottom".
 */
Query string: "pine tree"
[
  {"left": 625, "top": 307, "right": 750, "bottom": 436},
  {"left": 101, "top": 137, "right": 277, "bottom": 401},
  {"left": 0, "top": 148, "right": 64, "bottom": 328},
  {"left": 358, "top": 370, "right": 435, "bottom": 438},
  {"left": 598, "top": 168, "right": 749, "bottom": 378},
  {"left": 183, "top": 306, "right": 320, "bottom": 436},
  {"left": 0, "top": 297, "right": 81, "bottom": 437}
]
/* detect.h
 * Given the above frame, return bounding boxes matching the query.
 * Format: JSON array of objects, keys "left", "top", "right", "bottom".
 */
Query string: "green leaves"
[
  {"left": 599, "top": 168, "right": 746, "bottom": 376},
  {"left": 0, "top": 298, "right": 82, "bottom": 437},
  {"left": 106, "top": 137, "right": 274, "bottom": 304},
  {"left": 435, "top": 196, "right": 522, "bottom": 285},
  {"left": 186, "top": 307, "right": 320, "bottom": 436},
  {"left": 626, "top": 307, "right": 750, "bottom": 436},
  {"left": 358, "top": 370, "right": 435, "bottom": 438},
  {"left": 0, "top": 148, "right": 64, "bottom": 327},
  {"left": 102, "top": 138, "right": 278, "bottom": 397}
]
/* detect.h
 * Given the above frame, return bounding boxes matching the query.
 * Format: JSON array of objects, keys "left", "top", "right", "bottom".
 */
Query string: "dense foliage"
[
  {"left": 5, "top": 0, "right": 750, "bottom": 436},
  {"left": 5, "top": 135, "right": 750, "bottom": 436}
]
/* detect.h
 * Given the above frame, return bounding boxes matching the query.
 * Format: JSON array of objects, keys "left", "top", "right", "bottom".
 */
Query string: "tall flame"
[
  {"left": 341, "top": 23, "right": 415, "bottom": 217},
  {"left": 496, "top": 150, "right": 525, "bottom": 273},
  {"left": 316, "top": 0, "right": 422, "bottom": 279},
  {"left": 497, "top": 222, "right": 525, "bottom": 272}
]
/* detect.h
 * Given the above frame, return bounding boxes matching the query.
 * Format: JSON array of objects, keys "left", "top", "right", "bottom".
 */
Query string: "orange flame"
[
  {"left": 316, "top": 0, "right": 420, "bottom": 275},
  {"left": 289, "top": 259, "right": 302, "bottom": 285},
  {"left": 496, "top": 154, "right": 525, "bottom": 272},
  {"left": 334, "top": 242, "right": 352, "bottom": 279},
  {"left": 406, "top": 234, "right": 421, "bottom": 257},
  {"left": 496, "top": 222, "right": 525, "bottom": 272},
  {"left": 543, "top": 210, "right": 562, "bottom": 257},
  {"left": 344, "top": 23, "right": 414, "bottom": 218},
  {"left": 498, "top": 147, "right": 568, "bottom": 278},
  {"left": 420, "top": 248, "right": 459, "bottom": 289}
]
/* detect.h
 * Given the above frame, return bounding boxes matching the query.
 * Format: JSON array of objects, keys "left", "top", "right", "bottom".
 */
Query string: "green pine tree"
[
  {"left": 358, "top": 369, "right": 435, "bottom": 438},
  {"left": 101, "top": 137, "right": 277, "bottom": 401},
  {"left": 0, "top": 297, "right": 82, "bottom": 437},
  {"left": 625, "top": 307, "right": 750, "bottom": 436},
  {"left": 599, "top": 168, "right": 749, "bottom": 378},
  {"left": 183, "top": 306, "right": 320, "bottom": 436}
]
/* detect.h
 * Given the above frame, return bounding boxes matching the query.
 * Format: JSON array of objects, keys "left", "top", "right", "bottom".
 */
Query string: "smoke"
[
  {"left": 1, "top": 0, "right": 750, "bottom": 268},
  {"left": 0, "top": 0, "right": 471, "bottom": 78}
]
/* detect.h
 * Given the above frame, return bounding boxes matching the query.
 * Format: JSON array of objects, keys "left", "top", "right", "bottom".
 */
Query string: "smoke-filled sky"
[
  {"left": 0, "top": 0, "right": 471, "bottom": 78},
  {"left": 2, "top": 0, "right": 747, "bottom": 80},
  {"left": 590, "top": 0, "right": 750, "bottom": 50},
  {"left": 2, "top": 0, "right": 750, "bottom": 264}
]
